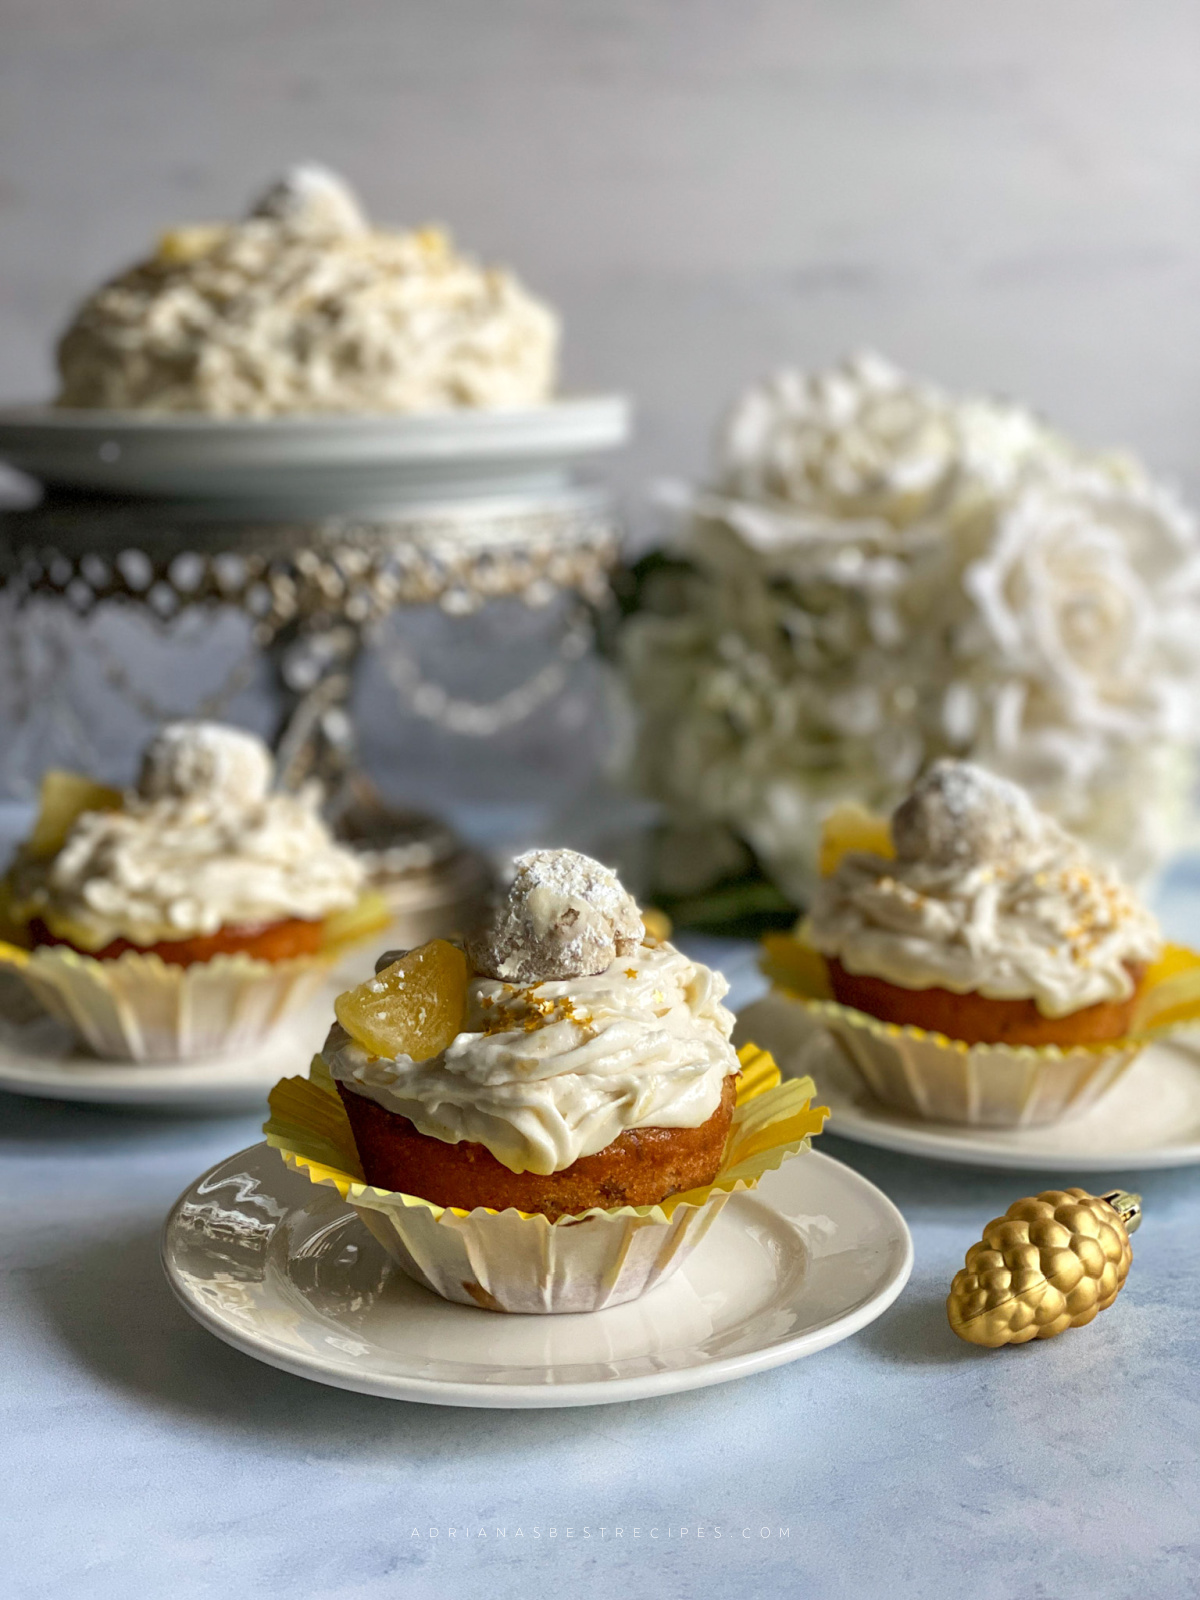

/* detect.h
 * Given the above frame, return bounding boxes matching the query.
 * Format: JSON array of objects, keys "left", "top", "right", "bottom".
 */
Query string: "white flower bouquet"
[{"left": 621, "top": 353, "right": 1200, "bottom": 906}]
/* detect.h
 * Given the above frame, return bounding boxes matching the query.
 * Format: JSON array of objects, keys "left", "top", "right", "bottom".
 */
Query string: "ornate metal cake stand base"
[
  {"left": 330, "top": 776, "right": 492, "bottom": 944},
  {"left": 0, "top": 487, "right": 618, "bottom": 928}
]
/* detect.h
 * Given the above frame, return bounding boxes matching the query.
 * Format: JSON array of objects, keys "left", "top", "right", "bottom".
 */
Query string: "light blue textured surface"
[{"left": 2, "top": 925, "right": 1199, "bottom": 1598}]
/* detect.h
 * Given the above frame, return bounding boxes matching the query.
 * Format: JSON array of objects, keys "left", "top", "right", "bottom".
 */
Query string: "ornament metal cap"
[{"left": 1100, "top": 1189, "right": 1142, "bottom": 1235}]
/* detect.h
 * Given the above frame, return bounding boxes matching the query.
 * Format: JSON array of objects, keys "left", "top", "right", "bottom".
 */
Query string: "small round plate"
[
  {"left": 0, "top": 954, "right": 343, "bottom": 1111},
  {"left": 0, "top": 1004, "right": 321, "bottom": 1111},
  {"left": 0, "top": 397, "right": 629, "bottom": 512},
  {"left": 739, "top": 992, "right": 1200, "bottom": 1172},
  {"left": 162, "top": 1142, "right": 912, "bottom": 1407}
]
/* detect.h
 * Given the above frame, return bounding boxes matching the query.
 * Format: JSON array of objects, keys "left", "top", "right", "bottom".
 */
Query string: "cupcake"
[
  {"left": 328, "top": 849, "right": 741, "bottom": 1220},
  {"left": 813, "top": 761, "right": 1160, "bottom": 1047},
  {"left": 0, "top": 721, "right": 385, "bottom": 1060},
  {"left": 55, "top": 165, "right": 559, "bottom": 416},
  {"left": 765, "top": 761, "right": 1166, "bottom": 1126},
  {"left": 266, "top": 848, "right": 827, "bottom": 1312}
]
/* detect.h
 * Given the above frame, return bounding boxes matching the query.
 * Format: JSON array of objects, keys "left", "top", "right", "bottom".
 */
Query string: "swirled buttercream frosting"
[
  {"left": 327, "top": 936, "right": 740, "bottom": 1177},
  {"left": 56, "top": 165, "right": 559, "bottom": 415},
  {"left": 808, "top": 760, "right": 1160, "bottom": 1017},
  {"left": 15, "top": 722, "right": 364, "bottom": 948}
]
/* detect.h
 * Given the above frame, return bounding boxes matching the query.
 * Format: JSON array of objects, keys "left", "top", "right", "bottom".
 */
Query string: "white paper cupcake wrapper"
[
  {"left": 266, "top": 1046, "right": 826, "bottom": 1315},
  {"left": 347, "top": 1183, "right": 735, "bottom": 1315},
  {"left": 1, "top": 945, "right": 334, "bottom": 1062},
  {"left": 804, "top": 997, "right": 1142, "bottom": 1127}
]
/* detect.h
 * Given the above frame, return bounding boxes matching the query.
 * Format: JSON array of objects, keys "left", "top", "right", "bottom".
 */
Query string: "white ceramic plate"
[
  {"left": 0, "top": 396, "right": 629, "bottom": 512},
  {"left": 0, "top": 947, "right": 356, "bottom": 1110},
  {"left": 0, "top": 1003, "right": 325, "bottom": 1111},
  {"left": 162, "top": 1142, "right": 912, "bottom": 1408},
  {"left": 738, "top": 992, "right": 1200, "bottom": 1172}
]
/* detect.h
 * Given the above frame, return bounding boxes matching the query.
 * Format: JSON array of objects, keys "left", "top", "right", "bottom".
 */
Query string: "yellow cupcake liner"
[
  {"left": 0, "top": 892, "right": 390, "bottom": 1063},
  {"left": 761, "top": 931, "right": 1200, "bottom": 1128},
  {"left": 263, "top": 1044, "right": 829, "bottom": 1315}
]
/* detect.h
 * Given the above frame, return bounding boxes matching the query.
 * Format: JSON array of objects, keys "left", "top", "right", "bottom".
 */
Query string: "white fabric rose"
[
  {"left": 718, "top": 351, "right": 958, "bottom": 526},
  {"left": 622, "top": 354, "right": 1200, "bottom": 898},
  {"left": 966, "top": 467, "right": 1200, "bottom": 742},
  {"left": 715, "top": 350, "right": 1061, "bottom": 537}
]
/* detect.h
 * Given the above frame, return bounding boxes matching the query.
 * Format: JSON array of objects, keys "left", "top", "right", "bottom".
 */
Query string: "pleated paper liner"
[
  {"left": 264, "top": 1044, "right": 829, "bottom": 1314},
  {"left": 761, "top": 930, "right": 1200, "bottom": 1128},
  {"left": 0, "top": 892, "right": 390, "bottom": 1063}
]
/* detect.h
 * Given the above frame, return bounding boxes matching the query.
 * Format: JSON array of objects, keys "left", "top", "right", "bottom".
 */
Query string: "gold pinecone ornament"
[{"left": 947, "top": 1188, "right": 1140, "bottom": 1348}]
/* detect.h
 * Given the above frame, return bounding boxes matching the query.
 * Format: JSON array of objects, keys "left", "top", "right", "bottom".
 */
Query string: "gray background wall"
[{"left": 3, "top": 0, "right": 1200, "bottom": 517}]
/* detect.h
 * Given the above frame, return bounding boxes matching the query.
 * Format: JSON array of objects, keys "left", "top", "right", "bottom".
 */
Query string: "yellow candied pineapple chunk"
[
  {"left": 334, "top": 939, "right": 468, "bottom": 1062},
  {"left": 818, "top": 801, "right": 894, "bottom": 878},
  {"left": 319, "top": 890, "right": 392, "bottom": 951},
  {"left": 155, "top": 224, "right": 227, "bottom": 265},
  {"left": 26, "top": 770, "right": 123, "bottom": 860},
  {"left": 761, "top": 928, "right": 833, "bottom": 1000}
]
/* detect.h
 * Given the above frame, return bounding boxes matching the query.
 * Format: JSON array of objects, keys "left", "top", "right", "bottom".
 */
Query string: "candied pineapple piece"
[
  {"left": 26, "top": 770, "right": 123, "bottom": 860},
  {"left": 319, "top": 890, "right": 392, "bottom": 952},
  {"left": 413, "top": 225, "right": 450, "bottom": 257},
  {"left": 334, "top": 939, "right": 468, "bottom": 1061},
  {"left": 761, "top": 927, "right": 833, "bottom": 1000},
  {"left": 155, "top": 224, "right": 227, "bottom": 265},
  {"left": 1133, "top": 942, "right": 1200, "bottom": 1034},
  {"left": 818, "top": 801, "right": 894, "bottom": 878},
  {"left": 0, "top": 874, "right": 32, "bottom": 948}
]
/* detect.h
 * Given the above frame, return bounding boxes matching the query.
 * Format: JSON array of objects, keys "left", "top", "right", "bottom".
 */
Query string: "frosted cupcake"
[
  {"left": 329, "top": 849, "right": 741, "bottom": 1219},
  {"left": 266, "top": 848, "right": 827, "bottom": 1312},
  {"left": 55, "top": 165, "right": 559, "bottom": 416},
  {"left": 0, "top": 721, "right": 384, "bottom": 1060},
  {"left": 812, "top": 761, "right": 1160, "bottom": 1047},
  {"left": 764, "top": 761, "right": 1169, "bottom": 1126}
]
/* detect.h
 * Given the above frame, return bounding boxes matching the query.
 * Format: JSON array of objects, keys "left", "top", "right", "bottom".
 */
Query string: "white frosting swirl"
[
  {"left": 809, "top": 762, "right": 1160, "bottom": 1016},
  {"left": 326, "top": 941, "right": 739, "bottom": 1176},
  {"left": 56, "top": 166, "right": 559, "bottom": 415},
  {"left": 18, "top": 722, "right": 364, "bottom": 947}
]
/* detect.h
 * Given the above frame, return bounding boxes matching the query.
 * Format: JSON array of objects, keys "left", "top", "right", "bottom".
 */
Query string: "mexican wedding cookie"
[
  {"left": 327, "top": 849, "right": 742, "bottom": 1219},
  {"left": 0, "top": 722, "right": 383, "bottom": 1060},
  {"left": 809, "top": 761, "right": 1161, "bottom": 1048},
  {"left": 55, "top": 165, "right": 559, "bottom": 415}
]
